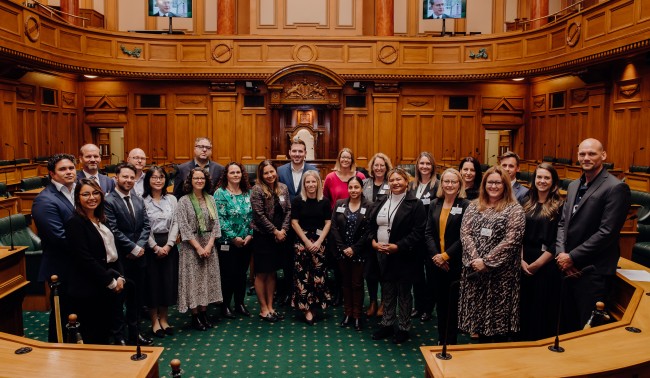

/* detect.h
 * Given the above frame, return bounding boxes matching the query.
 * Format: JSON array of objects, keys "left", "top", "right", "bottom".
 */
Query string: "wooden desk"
[
  {"left": 0, "top": 247, "right": 29, "bottom": 336},
  {"left": 0, "top": 332, "right": 164, "bottom": 378},
  {"left": 0, "top": 164, "right": 40, "bottom": 186},
  {"left": 626, "top": 172, "right": 650, "bottom": 192},
  {"left": 0, "top": 197, "right": 19, "bottom": 215},
  {"left": 421, "top": 258, "right": 650, "bottom": 377},
  {"left": 14, "top": 187, "right": 44, "bottom": 215}
]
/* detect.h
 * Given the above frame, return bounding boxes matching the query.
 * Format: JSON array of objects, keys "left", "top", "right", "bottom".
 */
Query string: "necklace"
[{"left": 387, "top": 193, "right": 406, "bottom": 235}]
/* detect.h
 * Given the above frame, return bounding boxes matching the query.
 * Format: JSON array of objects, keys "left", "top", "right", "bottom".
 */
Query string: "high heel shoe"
[
  {"left": 340, "top": 315, "right": 351, "bottom": 327},
  {"left": 191, "top": 314, "right": 206, "bottom": 331},
  {"left": 199, "top": 311, "right": 213, "bottom": 328},
  {"left": 354, "top": 318, "right": 362, "bottom": 331},
  {"left": 304, "top": 312, "right": 315, "bottom": 326},
  {"left": 376, "top": 301, "right": 384, "bottom": 317}
]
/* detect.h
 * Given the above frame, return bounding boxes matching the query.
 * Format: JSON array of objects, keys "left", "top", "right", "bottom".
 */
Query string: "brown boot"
[
  {"left": 376, "top": 301, "right": 384, "bottom": 317},
  {"left": 366, "top": 301, "right": 377, "bottom": 317}
]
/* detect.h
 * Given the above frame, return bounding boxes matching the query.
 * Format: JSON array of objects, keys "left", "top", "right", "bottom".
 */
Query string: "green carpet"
[{"left": 22, "top": 293, "right": 456, "bottom": 377}]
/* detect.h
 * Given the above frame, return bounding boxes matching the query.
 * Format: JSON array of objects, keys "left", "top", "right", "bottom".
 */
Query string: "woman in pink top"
[{"left": 323, "top": 148, "right": 366, "bottom": 210}]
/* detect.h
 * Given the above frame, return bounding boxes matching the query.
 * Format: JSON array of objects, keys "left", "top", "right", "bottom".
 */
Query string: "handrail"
[
  {"left": 28, "top": 0, "right": 90, "bottom": 27},
  {"left": 519, "top": 0, "right": 588, "bottom": 30}
]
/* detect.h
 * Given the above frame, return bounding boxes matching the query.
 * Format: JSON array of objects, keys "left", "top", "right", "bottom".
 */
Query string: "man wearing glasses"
[
  {"left": 127, "top": 148, "right": 148, "bottom": 197},
  {"left": 173, "top": 137, "right": 224, "bottom": 199}
]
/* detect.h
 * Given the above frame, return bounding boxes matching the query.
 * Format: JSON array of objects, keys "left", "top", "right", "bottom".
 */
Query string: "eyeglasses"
[
  {"left": 130, "top": 156, "right": 146, "bottom": 161},
  {"left": 195, "top": 145, "right": 212, "bottom": 150},
  {"left": 150, "top": 176, "right": 165, "bottom": 181},
  {"left": 486, "top": 181, "right": 504, "bottom": 187},
  {"left": 80, "top": 191, "right": 102, "bottom": 198},
  {"left": 442, "top": 180, "right": 459, "bottom": 185}
]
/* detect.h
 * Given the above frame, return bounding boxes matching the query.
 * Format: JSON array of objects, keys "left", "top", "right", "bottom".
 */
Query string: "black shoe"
[
  {"left": 163, "top": 326, "right": 175, "bottom": 336},
  {"left": 235, "top": 304, "right": 252, "bottom": 317},
  {"left": 199, "top": 311, "right": 213, "bottom": 328},
  {"left": 340, "top": 316, "right": 351, "bottom": 327},
  {"left": 372, "top": 326, "right": 394, "bottom": 340},
  {"left": 152, "top": 327, "right": 165, "bottom": 338},
  {"left": 354, "top": 318, "right": 362, "bottom": 331},
  {"left": 129, "top": 333, "right": 154, "bottom": 346},
  {"left": 259, "top": 313, "right": 278, "bottom": 323},
  {"left": 222, "top": 306, "right": 236, "bottom": 319},
  {"left": 271, "top": 311, "right": 285, "bottom": 320},
  {"left": 410, "top": 309, "right": 420, "bottom": 318},
  {"left": 420, "top": 313, "right": 432, "bottom": 322},
  {"left": 392, "top": 330, "right": 410, "bottom": 344},
  {"left": 192, "top": 314, "right": 206, "bottom": 331}
]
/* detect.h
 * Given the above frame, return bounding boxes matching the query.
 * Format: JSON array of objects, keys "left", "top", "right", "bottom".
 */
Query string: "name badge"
[
  {"left": 337, "top": 206, "right": 346, "bottom": 213},
  {"left": 378, "top": 190, "right": 386, "bottom": 195},
  {"left": 245, "top": 197, "right": 250, "bottom": 203},
  {"left": 316, "top": 229, "right": 323, "bottom": 236},
  {"left": 360, "top": 207, "right": 367, "bottom": 215},
  {"left": 279, "top": 196, "right": 285, "bottom": 202},
  {"left": 423, "top": 192, "right": 431, "bottom": 198},
  {"left": 450, "top": 207, "right": 462, "bottom": 215},
  {"left": 422, "top": 199, "right": 431, "bottom": 205},
  {"left": 480, "top": 228, "right": 493, "bottom": 237},
  {"left": 221, "top": 244, "right": 230, "bottom": 251},
  {"left": 383, "top": 184, "right": 389, "bottom": 190}
]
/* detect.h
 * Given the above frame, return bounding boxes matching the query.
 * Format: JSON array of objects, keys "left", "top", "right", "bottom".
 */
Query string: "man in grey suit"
[
  {"left": 425, "top": 0, "right": 450, "bottom": 19},
  {"left": 499, "top": 151, "right": 528, "bottom": 203},
  {"left": 105, "top": 162, "right": 152, "bottom": 346},
  {"left": 76, "top": 143, "right": 115, "bottom": 194},
  {"left": 277, "top": 138, "right": 318, "bottom": 201},
  {"left": 555, "top": 138, "right": 630, "bottom": 332},
  {"left": 173, "top": 137, "right": 224, "bottom": 198},
  {"left": 32, "top": 153, "right": 77, "bottom": 342}
]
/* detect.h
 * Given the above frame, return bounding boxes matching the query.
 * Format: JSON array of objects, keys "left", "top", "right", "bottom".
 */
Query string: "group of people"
[{"left": 32, "top": 136, "right": 630, "bottom": 347}]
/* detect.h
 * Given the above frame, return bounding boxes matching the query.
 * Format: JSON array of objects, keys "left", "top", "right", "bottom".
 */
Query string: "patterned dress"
[
  {"left": 176, "top": 194, "right": 223, "bottom": 313},
  {"left": 458, "top": 201, "right": 525, "bottom": 337},
  {"left": 291, "top": 197, "right": 332, "bottom": 311}
]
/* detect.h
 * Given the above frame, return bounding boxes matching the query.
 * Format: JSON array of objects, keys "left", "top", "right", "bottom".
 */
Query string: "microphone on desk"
[
  {"left": 4, "top": 143, "right": 16, "bottom": 166},
  {"left": 0, "top": 203, "right": 15, "bottom": 249},
  {"left": 549, "top": 264, "right": 596, "bottom": 353},
  {"left": 23, "top": 142, "right": 33, "bottom": 163},
  {"left": 111, "top": 272, "right": 148, "bottom": 361}
]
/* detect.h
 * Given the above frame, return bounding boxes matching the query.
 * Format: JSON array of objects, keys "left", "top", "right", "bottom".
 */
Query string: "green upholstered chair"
[{"left": 0, "top": 214, "right": 44, "bottom": 294}]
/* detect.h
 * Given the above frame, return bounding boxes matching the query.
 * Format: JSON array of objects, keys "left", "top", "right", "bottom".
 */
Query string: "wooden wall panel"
[
  {"left": 441, "top": 116, "right": 458, "bottom": 160},
  {"left": 459, "top": 115, "right": 477, "bottom": 161},
  {"left": 253, "top": 113, "right": 271, "bottom": 161},
  {"left": 212, "top": 94, "right": 237, "bottom": 162},
  {"left": 609, "top": 0, "right": 635, "bottom": 32},
  {"left": 372, "top": 95, "right": 398, "bottom": 162},
  {"left": 171, "top": 114, "right": 192, "bottom": 161},
  {"left": 400, "top": 114, "right": 418, "bottom": 162}
]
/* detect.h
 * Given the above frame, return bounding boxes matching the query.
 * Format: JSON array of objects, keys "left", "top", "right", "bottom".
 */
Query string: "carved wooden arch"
[{"left": 266, "top": 64, "right": 344, "bottom": 160}]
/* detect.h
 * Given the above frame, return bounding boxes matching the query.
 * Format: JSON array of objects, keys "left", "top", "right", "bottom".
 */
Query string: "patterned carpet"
[{"left": 23, "top": 286, "right": 473, "bottom": 377}]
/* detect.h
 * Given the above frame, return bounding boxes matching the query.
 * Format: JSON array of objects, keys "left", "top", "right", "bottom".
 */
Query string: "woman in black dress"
[
  {"left": 65, "top": 178, "right": 124, "bottom": 344},
  {"left": 519, "top": 162, "right": 563, "bottom": 341},
  {"left": 424, "top": 168, "right": 469, "bottom": 345},
  {"left": 330, "top": 176, "right": 372, "bottom": 331},
  {"left": 458, "top": 157, "right": 482, "bottom": 200},
  {"left": 250, "top": 160, "right": 291, "bottom": 322},
  {"left": 142, "top": 166, "right": 179, "bottom": 337},
  {"left": 369, "top": 168, "right": 426, "bottom": 344},
  {"left": 290, "top": 171, "right": 332, "bottom": 324}
]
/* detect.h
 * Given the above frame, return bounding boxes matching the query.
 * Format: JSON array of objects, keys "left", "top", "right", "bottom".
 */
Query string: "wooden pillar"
[
  {"left": 529, "top": 0, "right": 548, "bottom": 29},
  {"left": 217, "top": 0, "right": 236, "bottom": 35},
  {"left": 376, "top": 0, "right": 394, "bottom": 36},
  {"left": 60, "top": 0, "right": 80, "bottom": 26}
]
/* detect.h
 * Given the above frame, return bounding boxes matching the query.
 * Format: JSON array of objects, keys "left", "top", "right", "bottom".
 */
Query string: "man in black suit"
[
  {"left": 173, "top": 137, "right": 224, "bottom": 198},
  {"left": 154, "top": 0, "right": 176, "bottom": 16},
  {"left": 105, "top": 162, "right": 153, "bottom": 346},
  {"left": 77, "top": 143, "right": 115, "bottom": 194},
  {"left": 32, "top": 154, "right": 77, "bottom": 342},
  {"left": 555, "top": 138, "right": 630, "bottom": 332},
  {"left": 425, "top": 0, "right": 450, "bottom": 19}
]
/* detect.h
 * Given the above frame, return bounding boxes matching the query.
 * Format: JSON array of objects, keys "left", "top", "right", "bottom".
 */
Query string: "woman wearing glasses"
[
  {"left": 142, "top": 166, "right": 179, "bottom": 337},
  {"left": 424, "top": 168, "right": 469, "bottom": 345},
  {"left": 65, "top": 179, "right": 125, "bottom": 344},
  {"left": 458, "top": 166, "right": 525, "bottom": 342},
  {"left": 176, "top": 168, "right": 223, "bottom": 331}
]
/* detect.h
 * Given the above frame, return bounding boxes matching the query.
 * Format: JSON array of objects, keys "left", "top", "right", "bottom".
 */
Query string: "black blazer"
[
  {"left": 64, "top": 215, "right": 123, "bottom": 298},
  {"left": 408, "top": 179, "right": 439, "bottom": 214},
  {"left": 555, "top": 169, "right": 631, "bottom": 275},
  {"left": 329, "top": 198, "right": 373, "bottom": 261},
  {"left": 105, "top": 190, "right": 151, "bottom": 268},
  {"left": 368, "top": 191, "right": 426, "bottom": 281},
  {"left": 173, "top": 160, "right": 225, "bottom": 199},
  {"left": 424, "top": 197, "right": 470, "bottom": 271}
]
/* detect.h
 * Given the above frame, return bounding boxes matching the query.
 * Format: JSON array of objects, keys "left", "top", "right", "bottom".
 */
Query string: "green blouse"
[{"left": 214, "top": 187, "right": 254, "bottom": 244}]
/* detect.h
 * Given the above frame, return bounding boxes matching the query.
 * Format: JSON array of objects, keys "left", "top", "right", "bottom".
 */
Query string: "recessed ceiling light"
[
  {"left": 512, "top": 77, "right": 525, "bottom": 81},
  {"left": 84, "top": 75, "right": 98, "bottom": 79}
]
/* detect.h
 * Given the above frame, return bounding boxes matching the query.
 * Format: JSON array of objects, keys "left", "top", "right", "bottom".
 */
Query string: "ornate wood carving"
[
  {"left": 566, "top": 22, "right": 581, "bottom": 48},
  {"left": 16, "top": 86, "right": 35, "bottom": 103},
  {"left": 84, "top": 95, "right": 127, "bottom": 126},
  {"left": 572, "top": 89, "right": 589, "bottom": 104},
  {"left": 619, "top": 83, "right": 640, "bottom": 98},
  {"left": 482, "top": 97, "right": 524, "bottom": 130}
]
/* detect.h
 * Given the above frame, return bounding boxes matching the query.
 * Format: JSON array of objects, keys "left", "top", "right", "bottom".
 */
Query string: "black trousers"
[
  {"left": 561, "top": 271, "right": 613, "bottom": 333},
  {"left": 113, "top": 262, "right": 146, "bottom": 340},
  {"left": 412, "top": 255, "right": 436, "bottom": 315},
  {"left": 218, "top": 244, "right": 252, "bottom": 307}
]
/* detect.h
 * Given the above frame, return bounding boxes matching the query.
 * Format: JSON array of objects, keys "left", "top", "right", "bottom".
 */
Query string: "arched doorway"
[{"left": 265, "top": 64, "right": 345, "bottom": 160}]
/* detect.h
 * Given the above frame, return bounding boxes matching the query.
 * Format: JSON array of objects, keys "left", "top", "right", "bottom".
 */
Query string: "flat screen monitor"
[
  {"left": 149, "top": 0, "right": 192, "bottom": 18},
  {"left": 423, "top": 0, "right": 466, "bottom": 19}
]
